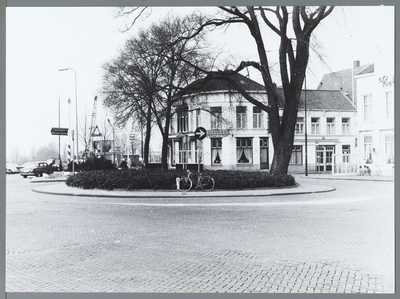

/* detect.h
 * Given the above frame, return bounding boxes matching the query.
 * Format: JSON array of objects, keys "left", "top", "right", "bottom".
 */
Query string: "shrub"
[
  {"left": 65, "top": 169, "right": 296, "bottom": 190},
  {"left": 78, "top": 156, "right": 117, "bottom": 171}
]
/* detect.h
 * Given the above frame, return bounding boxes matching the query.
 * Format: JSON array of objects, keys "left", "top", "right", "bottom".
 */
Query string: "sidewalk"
[{"left": 297, "top": 173, "right": 394, "bottom": 182}]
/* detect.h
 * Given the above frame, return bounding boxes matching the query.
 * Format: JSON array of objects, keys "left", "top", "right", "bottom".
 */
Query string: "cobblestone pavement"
[{"left": 6, "top": 175, "right": 394, "bottom": 293}]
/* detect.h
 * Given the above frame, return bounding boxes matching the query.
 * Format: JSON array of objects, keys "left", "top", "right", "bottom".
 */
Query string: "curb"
[
  {"left": 31, "top": 184, "right": 336, "bottom": 199},
  {"left": 299, "top": 175, "right": 394, "bottom": 182}
]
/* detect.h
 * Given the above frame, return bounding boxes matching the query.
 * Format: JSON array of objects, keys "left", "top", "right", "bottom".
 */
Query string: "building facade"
[
  {"left": 355, "top": 55, "right": 394, "bottom": 176},
  {"left": 168, "top": 74, "right": 357, "bottom": 174},
  {"left": 318, "top": 54, "right": 395, "bottom": 176}
]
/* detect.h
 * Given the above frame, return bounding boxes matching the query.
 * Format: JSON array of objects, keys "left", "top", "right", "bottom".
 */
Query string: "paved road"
[{"left": 6, "top": 174, "right": 394, "bottom": 293}]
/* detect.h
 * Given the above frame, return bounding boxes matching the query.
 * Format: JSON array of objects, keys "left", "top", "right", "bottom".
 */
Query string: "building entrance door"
[
  {"left": 260, "top": 137, "right": 269, "bottom": 169},
  {"left": 316, "top": 145, "right": 335, "bottom": 172}
]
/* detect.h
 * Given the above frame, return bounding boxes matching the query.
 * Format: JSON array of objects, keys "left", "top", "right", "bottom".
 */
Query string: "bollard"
[{"left": 176, "top": 177, "right": 180, "bottom": 190}]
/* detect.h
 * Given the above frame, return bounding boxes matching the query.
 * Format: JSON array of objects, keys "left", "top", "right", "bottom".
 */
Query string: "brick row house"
[{"left": 168, "top": 73, "right": 357, "bottom": 173}]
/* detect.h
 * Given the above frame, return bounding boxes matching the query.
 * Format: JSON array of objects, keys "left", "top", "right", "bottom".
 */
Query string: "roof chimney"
[{"left": 353, "top": 60, "right": 360, "bottom": 68}]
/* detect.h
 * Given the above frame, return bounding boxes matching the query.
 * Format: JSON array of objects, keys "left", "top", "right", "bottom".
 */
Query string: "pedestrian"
[{"left": 120, "top": 159, "right": 128, "bottom": 170}]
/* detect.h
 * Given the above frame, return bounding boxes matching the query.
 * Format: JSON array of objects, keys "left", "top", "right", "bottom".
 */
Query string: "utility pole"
[
  {"left": 305, "top": 73, "right": 308, "bottom": 176},
  {"left": 58, "top": 95, "right": 62, "bottom": 171}
]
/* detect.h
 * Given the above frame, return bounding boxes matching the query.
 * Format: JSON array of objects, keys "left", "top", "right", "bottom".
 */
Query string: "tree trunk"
[
  {"left": 142, "top": 104, "right": 152, "bottom": 169},
  {"left": 161, "top": 104, "right": 172, "bottom": 170},
  {"left": 143, "top": 123, "right": 151, "bottom": 169},
  {"left": 269, "top": 137, "right": 294, "bottom": 175}
]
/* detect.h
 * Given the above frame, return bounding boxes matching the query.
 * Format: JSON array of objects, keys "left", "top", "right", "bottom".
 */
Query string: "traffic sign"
[
  {"left": 195, "top": 127, "right": 207, "bottom": 140},
  {"left": 51, "top": 127, "right": 69, "bottom": 136}
]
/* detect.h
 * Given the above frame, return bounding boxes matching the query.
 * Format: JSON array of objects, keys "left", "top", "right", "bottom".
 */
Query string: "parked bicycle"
[{"left": 177, "top": 170, "right": 215, "bottom": 192}]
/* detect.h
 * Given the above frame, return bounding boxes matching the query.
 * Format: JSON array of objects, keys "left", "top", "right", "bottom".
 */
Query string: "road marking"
[{"left": 105, "top": 196, "right": 378, "bottom": 207}]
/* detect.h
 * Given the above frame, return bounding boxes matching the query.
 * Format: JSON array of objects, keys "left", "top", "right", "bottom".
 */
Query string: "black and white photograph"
[{"left": 4, "top": 3, "right": 395, "bottom": 295}]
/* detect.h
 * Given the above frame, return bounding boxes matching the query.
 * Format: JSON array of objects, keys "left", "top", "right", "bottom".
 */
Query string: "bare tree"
[
  {"left": 116, "top": 6, "right": 334, "bottom": 174},
  {"left": 103, "top": 13, "right": 212, "bottom": 170},
  {"left": 178, "top": 6, "right": 335, "bottom": 174},
  {"left": 102, "top": 31, "right": 160, "bottom": 168},
  {"left": 32, "top": 142, "right": 58, "bottom": 161},
  {"left": 8, "top": 145, "right": 21, "bottom": 164}
]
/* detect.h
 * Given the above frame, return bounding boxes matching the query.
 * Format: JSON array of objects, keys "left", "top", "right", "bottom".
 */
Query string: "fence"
[{"left": 332, "top": 153, "right": 360, "bottom": 175}]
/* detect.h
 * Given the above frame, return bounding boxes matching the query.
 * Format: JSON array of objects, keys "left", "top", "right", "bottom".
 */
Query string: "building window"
[
  {"left": 253, "top": 106, "right": 264, "bottom": 128},
  {"left": 177, "top": 107, "right": 188, "bottom": 133},
  {"left": 386, "top": 91, "right": 394, "bottom": 120},
  {"left": 342, "top": 145, "right": 350, "bottom": 163},
  {"left": 363, "top": 136, "right": 373, "bottom": 163},
  {"left": 178, "top": 139, "right": 191, "bottom": 164},
  {"left": 295, "top": 117, "right": 304, "bottom": 135},
  {"left": 211, "top": 138, "right": 222, "bottom": 165},
  {"left": 341, "top": 118, "right": 350, "bottom": 135},
  {"left": 326, "top": 118, "right": 335, "bottom": 135},
  {"left": 385, "top": 135, "right": 394, "bottom": 163},
  {"left": 237, "top": 138, "right": 252, "bottom": 163},
  {"left": 311, "top": 117, "right": 320, "bottom": 134},
  {"left": 210, "top": 106, "right": 222, "bottom": 129},
  {"left": 236, "top": 106, "right": 247, "bottom": 129},
  {"left": 290, "top": 145, "right": 302, "bottom": 164},
  {"left": 196, "top": 108, "right": 200, "bottom": 128},
  {"left": 170, "top": 115, "right": 176, "bottom": 134},
  {"left": 363, "top": 94, "right": 372, "bottom": 121}
]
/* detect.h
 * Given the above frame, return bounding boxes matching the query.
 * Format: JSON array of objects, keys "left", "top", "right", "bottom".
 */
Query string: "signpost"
[
  {"left": 194, "top": 127, "right": 207, "bottom": 172},
  {"left": 51, "top": 127, "right": 69, "bottom": 136},
  {"left": 194, "top": 127, "right": 207, "bottom": 140},
  {"left": 51, "top": 127, "right": 69, "bottom": 172}
]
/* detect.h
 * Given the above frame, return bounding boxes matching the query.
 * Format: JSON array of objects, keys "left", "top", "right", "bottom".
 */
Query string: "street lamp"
[
  {"left": 304, "top": 74, "right": 308, "bottom": 176},
  {"left": 59, "top": 68, "right": 79, "bottom": 164},
  {"left": 67, "top": 98, "right": 74, "bottom": 174}
]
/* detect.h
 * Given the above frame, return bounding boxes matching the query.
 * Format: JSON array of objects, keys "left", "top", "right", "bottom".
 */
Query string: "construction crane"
[{"left": 89, "top": 96, "right": 100, "bottom": 155}]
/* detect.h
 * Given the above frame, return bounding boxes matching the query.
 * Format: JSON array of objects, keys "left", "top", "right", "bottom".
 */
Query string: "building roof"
[
  {"left": 316, "top": 63, "right": 374, "bottom": 100},
  {"left": 356, "top": 64, "right": 374, "bottom": 76},
  {"left": 294, "top": 89, "right": 356, "bottom": 111},
  {"left": 185, "top": 73, "right": 355, "bottom": 111},
  {"left": 189, "top": 72, "right": 266, "bottom": 93}
]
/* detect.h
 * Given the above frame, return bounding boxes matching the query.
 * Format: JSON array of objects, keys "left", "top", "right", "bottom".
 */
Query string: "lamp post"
[
  {"left": 58, "top": 95, "right": 62, "bottom": 171},
  {"left": 304, "top": 74, "right": 308, "bottom": 176},
  {"left": 107, "top": 119, "right": 116, "bottom": 166},
  {"left": 59, "top": 68, "right": 79, "bottom": 165},
  {"left": 67, "top": 98, "right": 74, "bottom": 174}
]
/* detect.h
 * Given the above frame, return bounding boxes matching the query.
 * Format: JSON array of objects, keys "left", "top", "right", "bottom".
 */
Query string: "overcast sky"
[{"left": 6, "top": 6, "right": 394, "bottom": 162}]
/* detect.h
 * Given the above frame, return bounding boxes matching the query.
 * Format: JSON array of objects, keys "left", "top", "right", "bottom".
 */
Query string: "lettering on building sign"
[
  {"left": 378, "top": 75, "right": 395, "bottom": 87},
  {"left": 207, "top": 129, "right": 230, "bottom": 138}
]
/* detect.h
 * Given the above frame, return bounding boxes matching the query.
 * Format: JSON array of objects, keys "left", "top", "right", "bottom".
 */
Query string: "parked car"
[
  {"left": 20, "top": 161, "right": 53, "bottom": 178},
  {"left": 6, "top": 163, "right": 19, "bottom": 174}
]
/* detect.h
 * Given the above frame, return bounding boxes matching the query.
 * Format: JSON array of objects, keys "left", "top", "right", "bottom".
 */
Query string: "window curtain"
[
  {"left": 212, "top": 150, "right": 221, "bottom": 164},
  {"left": 237, "top": 148, "right": 251, "bottom": 163}
]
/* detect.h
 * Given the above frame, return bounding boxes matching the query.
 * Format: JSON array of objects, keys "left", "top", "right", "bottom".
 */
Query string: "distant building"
[
  {"left": 317, "top": 53, "right": 394, "bottom": 176},
  {"left": 355, "top": 55, "right": 394, "bottom": 176},
  {"left": 317, "top": 61, "right": 374, "bottom": 104},
  {"left": 168, "top": 73, "right": 357, "bottom": 173}
]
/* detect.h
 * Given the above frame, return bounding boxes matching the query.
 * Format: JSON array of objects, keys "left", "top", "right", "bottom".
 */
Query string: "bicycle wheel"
[
  {"left": 199, "top": 176, "right": 215, "bottom": 191},
  {"left": 178, "top": 177, "right": 192, "bottom": 192}
]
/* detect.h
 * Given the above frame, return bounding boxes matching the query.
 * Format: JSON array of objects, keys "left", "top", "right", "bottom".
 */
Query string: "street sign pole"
[
  {"left": 197, "top": 140, "right": 201, "bottom": 173},
  {"left": 194, "top": 127, "right": 207, "bottom": 173},
  {"left": 71, "top": 129, "right": 75, "bottom": 174}
]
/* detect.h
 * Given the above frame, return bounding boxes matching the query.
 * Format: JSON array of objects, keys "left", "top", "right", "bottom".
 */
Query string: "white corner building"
[{"left": 168, "top": 73, "right": 358, "bottom": 174}]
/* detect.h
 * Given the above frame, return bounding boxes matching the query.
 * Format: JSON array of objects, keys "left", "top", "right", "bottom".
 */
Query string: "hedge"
[{"left": 65, "top": 169, "right": 296, "bottom": 191}]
